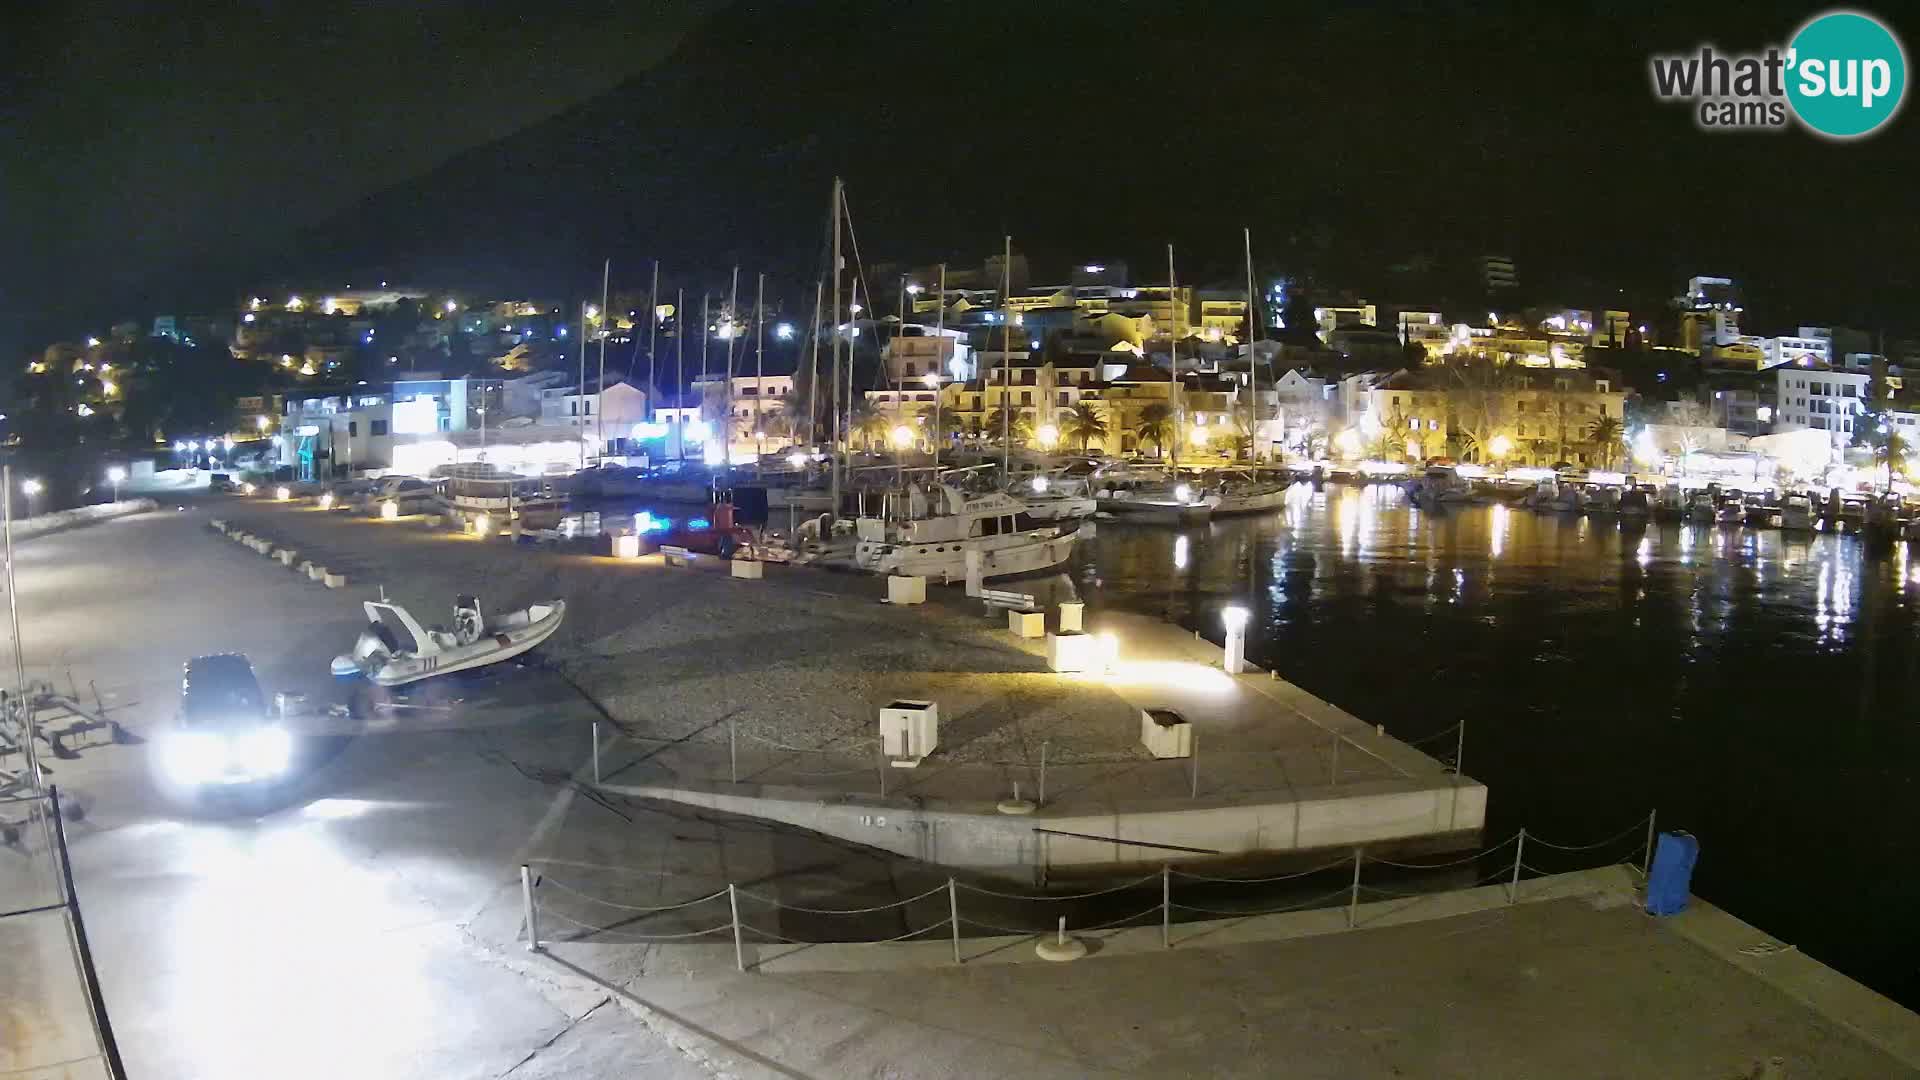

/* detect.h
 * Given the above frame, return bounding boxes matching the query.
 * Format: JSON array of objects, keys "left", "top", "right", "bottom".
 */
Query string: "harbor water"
[{"left": 1077, "top": 481, "right": 1920, "bottom": 1009}]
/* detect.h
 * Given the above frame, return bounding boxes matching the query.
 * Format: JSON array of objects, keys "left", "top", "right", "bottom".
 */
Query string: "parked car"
[
  {"left": 153, "top": 654, "right": 293, "bottom": 789},
  {"left": 208, "top": 473, "right": 242, "bottom": 494}
]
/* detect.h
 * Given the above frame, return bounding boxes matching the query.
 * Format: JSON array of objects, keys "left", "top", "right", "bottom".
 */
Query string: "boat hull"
[
  {"left": 854, "top": 530, "right": 1077, "bottom": 580},
  {"left": 356, "top": 601, "right": 565, "bottom": 687}
]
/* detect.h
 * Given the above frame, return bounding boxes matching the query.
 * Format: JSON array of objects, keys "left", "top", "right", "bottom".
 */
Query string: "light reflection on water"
[{"left": 1077, "top": 480, "right": 1920, "bottom": 1008}]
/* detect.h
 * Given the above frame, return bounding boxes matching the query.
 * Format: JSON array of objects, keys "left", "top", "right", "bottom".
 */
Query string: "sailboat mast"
[
  {"left": 724, "top": 266, "right": 739, "bottom": 469},
  {"left": 1168, "top": 242, "right": 1179, "bottom": 470},
  {"left": 1001, "top": 234, "right": 1012, "bottom": 477},
  {"left": 675, "top": 288, "right": 685, "bottom": 461},
  {"left": 830, "top": 177, "right": 843, "bottom": 516},
  {"left": 597, "top": 258, "right": 609, "bottom": 459},
  {"left": 807, "top": 279, "right": 823, "bottom": 447},
  {"left": 577, "top": 300, "right": 588, "bottom": 469},
  {"left": 755, "top": 271, "right": 766, "bottom": 467},
  {"left": 1244, "top": 226, "right": 1258, "bottom": 463},
  {"left": 933, "top": 262, "right": 946, "bottom": 472},
  {"left": 646, "top": 260, "right": 660, "bottom": 425}
]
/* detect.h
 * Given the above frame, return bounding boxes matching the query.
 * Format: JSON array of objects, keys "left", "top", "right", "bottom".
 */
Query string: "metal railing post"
[
  {"left": 1038, "top": 740, "right": 1048, "bottom": 807},
  {"left": 51, "top": 787, "right": 127, "bottom": 1080},
  {"left": 729, "top": 883, "right": 745, "bottom": 972},
  {"left": 948, "top": 878, "right": 961, "bottom": 965},
  {"left": 729, "top": 714, "right": 739, "bottom": 783},
  {"left": 1641, "top": 810, "right": 1658, "bottom": 877},
  {"left": 878, "top": 747, "right": 887, "bottom": 798},
  {"left": 521, "top": 864, "right": 540, "bottom": 952},
  {"left": 1161, "top": 864, "right": 1171, "bottom": 949},
  {"left": 1347, "top": 847, "right": 1362, "bottom": 927},
  {"left": 1509, "top": 828, "right": 1526, "bottom": 904},
  {"left": 1189, "top": 731, "right": 1199, "bottom": 799},
  {"left": 591, "top": 721, "right": 601, "bottom": 784},
  {"left": 1455, "top": 717, "right": 1466, "bottom": 776}
]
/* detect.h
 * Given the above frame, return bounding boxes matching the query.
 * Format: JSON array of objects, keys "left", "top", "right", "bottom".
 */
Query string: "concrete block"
[
  {"left": 610, "top": 533, "right": 641, "bottom": 559},
  {"left": 210, "top": 520, "right": 227, "bottom": 532},
  {"left": 1008, "top": 609, "right": 1044, "bottom": 639},
  {"left": 323, "top": 572, "right": 347, "bottom": 589},
  {"left": 880, "top": 699, "right": 938, "bottom": 765},
  {"left": 297, "top": 561, "right": 314, "bottom": 576},
  {"left": 730, "top": 558, "right": 763, "bottom": 579},
  {"left": 661, "top": 544, "right": 693, "bottom": 567},
  {"left": 273, "top": 549, "right": 296, "bottom": 566},
  {"left": 886, "top": 574, "right": 926, "bottom": 605},
  {"left": 1046, "top": 631, "right": 1098, "bottom": 673},
  {"left": 308, "top": 565, "right": 327, "bottom": 581},
  {"left": 1059, "top": 601, "right": 1084, "bottom": 633},
  {"left": 1141, "top": 708, "right": 1192, "bottom": 759}
]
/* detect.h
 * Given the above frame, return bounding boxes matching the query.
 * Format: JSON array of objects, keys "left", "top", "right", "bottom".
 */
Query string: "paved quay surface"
[{"left": 509, "top": 867, "right": 1920, "bottom": 1079}]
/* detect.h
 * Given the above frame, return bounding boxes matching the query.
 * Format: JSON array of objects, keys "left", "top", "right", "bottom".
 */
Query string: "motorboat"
[
  {"left": 1580, "top": 485, "right": 1620, "bottom": 515},
  {"left": 1408, "top": 466, "right": 1481, "bottom": 510},
  {"left": 1715, "top": 499, "right": 1745, "bottom": 525},
  {"left": 1208, "top": 474, "right": 1292, "bottom": 516},
  {"left": 1779, "top": 494, "right": 1815, "bottom": 531},
  {"left": 360, "top": 474, "right": 439, "bottom": 515},
  {"left": 331, "top": 596, "right": 566, "bottom": 688},
  {"left": 1618, "top": 486, "right": 1652, "bottom": 520},
  {"left": 439, "top": 463, "right": 568, "bottom": 528},
  {"left": 853, "top": 485, "right": 1078, "bottom": 580},
  {"left": 1016, "top": 474, "right": 1098, "bottom": 524},
  {"left": 1091, "top": 465, "right": 1219, "bottom": 524},
  {"left": 571, "top": 463, "right": 649, "bottom": 497},
  {"left": 1686, "top": 493, "right": 1718, "bottom": 523},
  {"left": 1524, "top": 479, "right": 1581, "bottom": 513}
]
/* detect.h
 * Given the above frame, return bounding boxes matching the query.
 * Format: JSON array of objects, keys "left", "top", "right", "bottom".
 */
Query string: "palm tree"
[
  {"left": 1586, "top": 415, "right": 1623, "bottom": 469},
  {"left": 848, "top": 399, "right": 889, "bottom": 450},
  {"left": 1135, "top": 402, "right": 1175, "bottom": 459},
  {"left": 1063, "top": 402, "right": 1108, "bottom": 451},
  {"left": 765, "top": 390, "right": 806, "bottom": 443},
  {"left": 985, "top": 406, "right": 1033, "bottom": 446}
]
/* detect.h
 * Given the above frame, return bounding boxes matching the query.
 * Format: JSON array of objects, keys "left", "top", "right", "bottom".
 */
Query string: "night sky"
[{"left": 6, "top": 0, "right": 1918, "bottom": 356}]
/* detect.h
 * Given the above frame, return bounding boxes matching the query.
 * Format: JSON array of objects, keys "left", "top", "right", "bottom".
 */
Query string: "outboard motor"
[
  {"left": 453, "top": 594, "right": 484, "bottom": 645},
  {"left": 331, "top": 621, "right": 396, "bottom": 678}
]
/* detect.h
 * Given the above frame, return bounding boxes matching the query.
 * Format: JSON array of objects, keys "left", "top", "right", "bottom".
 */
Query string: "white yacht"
[
  {"left": 1208, "top": 473, "right": 1292, "bottom": 516},
  {"left": 1016, "top": 474, "right": 1098, "bottom": 524},
  {"left": 1092, "top": 465, "right": 1219, "bottom": 524},
  {"left": 853, "top": 486, "right": 1079, "bottom": 580},
  {"left": 439, "top": 463, "right": 567, "bottom": 528}
]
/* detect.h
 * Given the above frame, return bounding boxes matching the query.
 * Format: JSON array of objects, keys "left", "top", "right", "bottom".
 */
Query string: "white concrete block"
[
  {"left": 886, "top": 574, "right": 926, "bottom": 605},
  {"left": 1058, "top": 601, "right": 1084, "bottom": 633},
  {"left": 274, "top": 549, "right": 296, "bottom": 566},
  {"left": 1046, "top": 631, "right": 1098, "bottom": 673},
  {"left": 323, "top": 572, "right": 347, "bottom": 589},
  {"left": 1141, "top": 708, "right": 1192, "bottom": 759},
  {"left": 730, "top": 558, "right": 763, "bottom": 579},
  {"left": 879, "top": 699, "right": 938, "bottom": 765},
  {"left": 611, "top": 534, "right": 641, "bottom": 559},
  {"left": 307, "top": 564, "right": 326, "bottom": 581},
  {"left": 1008, "top": 610, "right": 1045, "bottom": 639}
]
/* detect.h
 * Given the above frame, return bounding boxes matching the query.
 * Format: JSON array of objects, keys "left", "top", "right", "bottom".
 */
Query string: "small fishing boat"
[
  {"left": 1618, "top": 486, "right": 1652, "bottom": 520},
  {"left": 1524, "top": 479, "right": 1581, "bottom": 513},
  {"left": 1779, "top": 494, "right": 1815, "bottom": 531},
  {"left": 1686, "top": 493, "right": 1718, "bottom": 523},
  {"left": 439, "top": 464, "right": 567, "bottom": 528},
  {"left": 1017, "top": 474, "right": 1098, "bottom": 523},
  {"left": 1408, "top": 466, "right": 1481, "bottom": 510},
  {"left": 853, "top": 486, "right": 1078, "bottom": 580},
  {"left": 1209, "top": 475, "right": 1291, "bottom": 516},
  {"left": 1092, "top": 465, "right": 1218, "bottom": 524},
  {"left": 330, "top": 596, "right": 566, "bottom": 687}
]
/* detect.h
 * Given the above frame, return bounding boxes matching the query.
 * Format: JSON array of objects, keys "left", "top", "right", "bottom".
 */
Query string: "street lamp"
[
  {"left": 21, "top": 478, "right": 41, "bottom": 516},
  {"left": 1036, "top": 423, "right": 1060, "bottom": 449},
  {"left": 107, "top": 466, "right": 126, "bottom": 502},
  {"left": 890, "top": 424, "right": 915, "bottom": 450},
  {"left": 256, "top": 415, "right": 270, "bottom": 433},
  {"left": 1488, "top": 434, "right": 1514, "bottom": 459}
]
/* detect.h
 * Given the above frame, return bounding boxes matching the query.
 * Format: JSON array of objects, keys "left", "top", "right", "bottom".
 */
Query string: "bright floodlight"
[
  {"left": 775, "top": 322, "right": 795, "bottom": 340},
  {"left": 222, "top": 436, "right": 235, "bottom": 451},
  {"left": 86, "top": 336, "right": 101, "bottom": 348},
  {"left": 786, "top": 451, "right": 807, "bottom": 468},
  {"left": 274, "top": 486, "right": 290, "bottom": 501},
  {"left": 1173, "top": 483, "right": 1192, "bottom": 503},
  {"left": 174, "top": 440, "right": 186, "bottom": 452},
  {"left": 1036, "top": 423, "right": 1060, "bottom": 448},
  {"left": 890, "top": 424, "right": 915, "bottom": 449},
  {"left": 380, "top": 500, "right": 398, "bottom": 519},
  {"left": 256, "top": 415, "right": 270, "bottom": 431},
  {"left": 906, "top": 283, "right": 923, "bottom": 295},
  {"left": 445, "top": 299, "right": 459, "bottom": 312},
  {"left": 1031, "top": 476, "right": 1050, "bottom": 493},
  {"left": 1222, "top": 605, "right": 1250, "bottom": 631},
  {"left": 1489, "top": 434, "right": 1513, "bottom": 458},
  {"left": 21, "top": 479, "right": 41, "bottom": 496},
  {"left": 849, "top": 303, "right": 863, "bottom": 315},
  {"left": 107, "top": 466, "right": 127, "bottom": 483}
]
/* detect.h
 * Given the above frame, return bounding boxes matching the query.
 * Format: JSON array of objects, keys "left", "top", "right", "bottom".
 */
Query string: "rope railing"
[{"left": 514, "top": 809, "right": 1664, "bottom": 970}]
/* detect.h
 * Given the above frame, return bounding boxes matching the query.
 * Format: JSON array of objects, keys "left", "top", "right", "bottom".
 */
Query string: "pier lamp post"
[
  {"left": 1221, "top": 605, "right": 1250, "bottom": 675},
  {"left": 1036, "top": 423, "right": 1060, "bottom": 451},
  {"left": 890, "top": 424, "right": 915, "bottom": 451},
  {"left": 21, "top": 478, "right": 41, "bottom": 518},
  {"left": 106, "top": 466, "right": 126, "bottom": 503},
  {"left": 1488, "top": 434, "right": 1513, "bottom": 461}
]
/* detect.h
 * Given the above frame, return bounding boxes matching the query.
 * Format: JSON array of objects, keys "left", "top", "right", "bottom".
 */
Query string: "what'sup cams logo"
[{"left": 1650, "top": 10, "right": 1906, "bottom": 138}]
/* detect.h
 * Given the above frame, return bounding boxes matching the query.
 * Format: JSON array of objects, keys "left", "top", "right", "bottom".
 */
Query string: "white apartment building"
[{"left": 1772, "top": 363, "right": 1867, "bottom": 450}]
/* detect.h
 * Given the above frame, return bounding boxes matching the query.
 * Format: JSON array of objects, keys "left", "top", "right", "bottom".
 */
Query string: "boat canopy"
[{"left": 363, "top": 601, "right": 433, "bottom": 657}]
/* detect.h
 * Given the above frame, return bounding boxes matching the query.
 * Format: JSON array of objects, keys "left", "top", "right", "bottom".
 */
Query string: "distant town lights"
[
  {"left": 256, "top": 415, "right": 270, "bottom": 432},
  {"left": 85, "top": 336, "right": 100, "bottom": 348},
  {"left": 107, "top": 466, "right": 126, "bottom": 484},
  {"left": 445, "top": 299, "right": 459, "bottom": 312},
  {"left": 775, "top": 323, "right": 795, "bottom": 340},
  {"left": 1084, "top": 264, "right": 1105, "bottom": 273},
  {"left": 890, "top": 424, "right": 915, "bottom": 449},
  {"left": 1036, "top": 423, "right": 1060, "bottom": 448},
  {"left": 1489, "top": 434, "right": 1514, "bottom": 458}
]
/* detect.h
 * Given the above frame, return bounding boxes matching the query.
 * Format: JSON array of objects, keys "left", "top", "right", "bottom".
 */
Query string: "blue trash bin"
[{"left": 1645, "top": 831, "right": 1698, "bottom": 916}]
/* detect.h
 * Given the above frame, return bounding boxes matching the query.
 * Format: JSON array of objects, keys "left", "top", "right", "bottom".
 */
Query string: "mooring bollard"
[{"left": 521, "top": 864, "right": 540, "bottom": 953}]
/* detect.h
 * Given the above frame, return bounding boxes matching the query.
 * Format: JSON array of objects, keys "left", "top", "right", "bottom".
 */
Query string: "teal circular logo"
[{"left": 1787, "top": 11, "right": 1907, "bottom": 138}]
